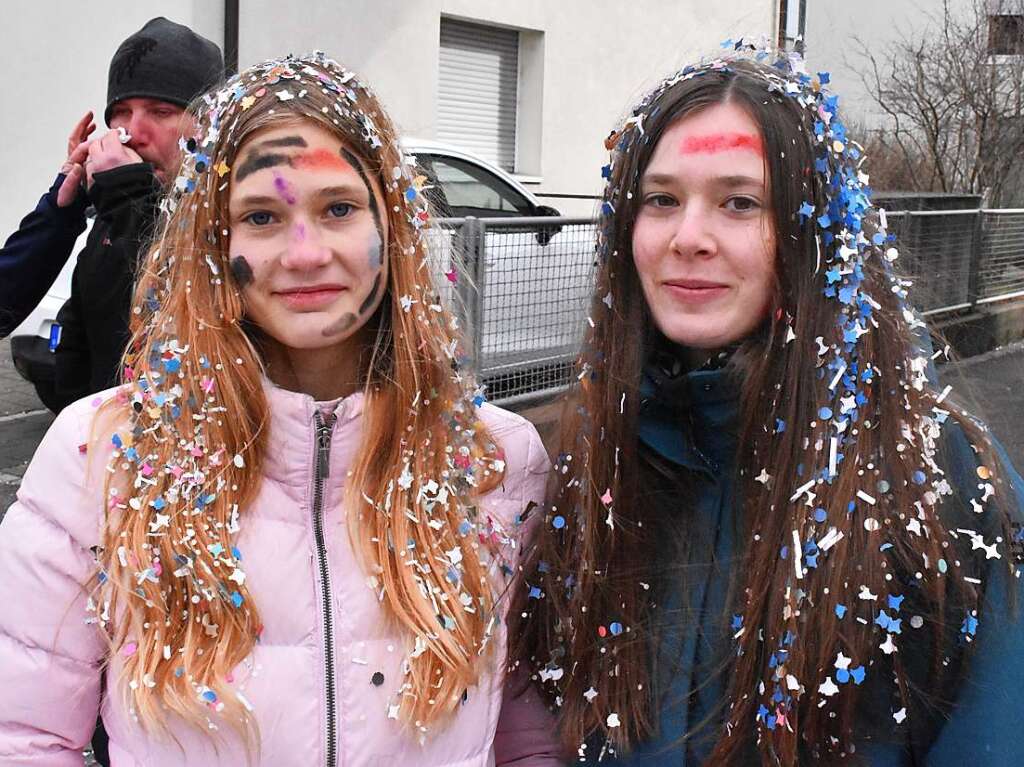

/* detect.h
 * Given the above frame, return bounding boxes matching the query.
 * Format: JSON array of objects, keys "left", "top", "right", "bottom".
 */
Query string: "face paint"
[
  {"left": 366, "top": 228, "right": 383, "bottom": 270},
  {"left": 680, "top": 132, "right": 762, "bottom": 155},
  {"left": 321, "top": 312, "right": 357, "bottom": 337},
  {"left": 340, "top": 148, "right": 383, "bottom": 242},
  {"left": 260, "top": 135, "right": 308, "bottom": 149},
  {"left": 229, "top": 255, "right": 254, "bottom": 288},
  {"left": 235, "top": 137, "right": 309, "bottom": 181},
  {"left": 293, "top": 148, "right": 354, "bottom": 172},
  {"left": 293, "top": 222, "right": 306, "bottom": 242},
  {"left": 235, "top": 151, "right": 292, "bottom": 182},
  {"left": 357, "top": 272, "right": 383, "bottom": 315},
  {"left": 320, "top": 272, "right": 383, "bottom": 337},
  {"left": 273, "top": 172, "right": 297, "bottom": 205}
]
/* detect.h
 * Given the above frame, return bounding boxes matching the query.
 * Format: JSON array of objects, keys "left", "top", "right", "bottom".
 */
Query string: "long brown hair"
[
  {"left": 90, "top": 52, "right": 504, "bottom": 742},
  {"left": 520, "top": 52, "right": 1018, "bottom": 764}
]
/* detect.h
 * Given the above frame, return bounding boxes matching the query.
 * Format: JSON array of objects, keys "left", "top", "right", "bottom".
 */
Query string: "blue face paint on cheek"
[{"left": 367, "top": 228, "right": 383, "bottom": 270}]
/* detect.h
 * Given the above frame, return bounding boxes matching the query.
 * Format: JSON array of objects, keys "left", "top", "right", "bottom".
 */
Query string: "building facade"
[{"left": 2, "top": 0, "right": 777, "bottom": 238}]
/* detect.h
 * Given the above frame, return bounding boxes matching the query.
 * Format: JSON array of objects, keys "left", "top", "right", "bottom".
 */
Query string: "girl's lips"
[
  {"left": 275, "top": 286, "right": 346, "bottom": 310},
  {"left": 663, "top": 280, "right": 729, "bottom": 303}
]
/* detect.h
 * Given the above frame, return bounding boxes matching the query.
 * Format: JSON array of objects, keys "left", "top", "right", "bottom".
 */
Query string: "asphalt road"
[{"left": 0, "top": 339, "right": 52, "bottom": 515}]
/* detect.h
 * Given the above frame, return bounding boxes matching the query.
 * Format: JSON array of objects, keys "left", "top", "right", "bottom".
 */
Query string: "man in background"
[{"left": 0, "top": 17, "right": 223, "bottom": 411}]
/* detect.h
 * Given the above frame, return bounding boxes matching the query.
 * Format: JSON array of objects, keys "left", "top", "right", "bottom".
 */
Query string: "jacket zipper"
[{"left": 313, "top": 410, "right": 338, "bottom": 767}]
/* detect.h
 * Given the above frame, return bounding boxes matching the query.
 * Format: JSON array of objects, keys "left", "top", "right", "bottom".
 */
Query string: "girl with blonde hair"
[{"left": 0, "top": 52, "right": 558, "bottom": 766}]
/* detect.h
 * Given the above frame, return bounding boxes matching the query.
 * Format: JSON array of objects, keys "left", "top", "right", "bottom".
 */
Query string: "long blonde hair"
[{"left": 92, "top": 52, "right": 505, "bottom": 740}]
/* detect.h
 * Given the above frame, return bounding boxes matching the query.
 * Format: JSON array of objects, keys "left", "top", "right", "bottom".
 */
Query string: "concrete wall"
[{"left": 0, "top": 1, "right": 222, "bottom": 242}]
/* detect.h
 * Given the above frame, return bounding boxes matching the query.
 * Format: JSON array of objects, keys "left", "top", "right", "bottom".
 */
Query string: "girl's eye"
[
  {"left": 245, "top": 211, "right": 274, "bottom": 226},
  {"left": 644, "top": 193, "right": 676, "bottom": 208},
  {"left": 328, "top": 202, "right": 352, "bottom": 218},
  {"left": 726, "top": 196, "right": 760, "bottom": 213}
]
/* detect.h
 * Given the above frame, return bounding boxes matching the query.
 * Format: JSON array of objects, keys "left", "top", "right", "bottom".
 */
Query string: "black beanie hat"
[{"left": 105, "top": 17, "right": 224, "bottom": 125}]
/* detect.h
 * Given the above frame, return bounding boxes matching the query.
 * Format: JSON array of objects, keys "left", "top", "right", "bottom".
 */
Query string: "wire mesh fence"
[
  {"left": 429, "top": 216, "right": 596, "bottom": 404},
  {"left": 979, "top": 210, "right": 1024, "bottom": 303},
  {"left": 888, "top": 210, "right": 979, "bottom": 314},
  {"left": 429, "top": 209, "right": 1024, "bottom": 405}
]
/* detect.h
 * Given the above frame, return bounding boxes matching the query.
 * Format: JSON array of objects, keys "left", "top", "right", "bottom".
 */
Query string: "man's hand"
[
  {"left": 83, "top": 129, "right": 143, "bottom": 188},
  {"left": 55, "top": 111, "right": 96, "bottom": 208}
]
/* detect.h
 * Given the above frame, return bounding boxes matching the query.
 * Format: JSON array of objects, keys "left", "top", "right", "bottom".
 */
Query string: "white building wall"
[
  {"left": 2, "top": 1, "right": 776, "bottom": 236},
  {"left": 0, "top": 1, "right": 222, "bottom": 241},
  {"left": 237, "top": 0, "right": 778, "bottom": 215}
]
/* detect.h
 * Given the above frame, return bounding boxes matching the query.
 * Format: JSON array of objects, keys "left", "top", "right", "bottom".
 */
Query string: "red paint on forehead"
[
  {"left": 680, "top": 133, "right": 763, "bottom": 155},
  {"left": 291, "top": 148, "right": 354, "bottom": 172}
]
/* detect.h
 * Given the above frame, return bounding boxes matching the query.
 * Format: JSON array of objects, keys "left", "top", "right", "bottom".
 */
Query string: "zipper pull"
[{"left": 315, "top": 411, "right": 336, "bottom": 479}]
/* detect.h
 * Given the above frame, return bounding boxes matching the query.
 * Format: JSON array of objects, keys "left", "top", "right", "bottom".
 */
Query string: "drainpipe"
[{"left": 224, "top": 0, "right": 239, "bottom": 75}]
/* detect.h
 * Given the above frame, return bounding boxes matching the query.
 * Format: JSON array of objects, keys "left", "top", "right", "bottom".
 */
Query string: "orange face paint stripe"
[{"left": 291, "top": 148, "right": 354, "bottom": 172}]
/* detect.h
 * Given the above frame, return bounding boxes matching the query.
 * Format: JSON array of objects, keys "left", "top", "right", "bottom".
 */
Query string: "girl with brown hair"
[
  {"left": 0, "top": 52, "right": 559, "bottom": 765},
  {"left": 520, "top": 44, "right": 1024, "bottom": 765}
]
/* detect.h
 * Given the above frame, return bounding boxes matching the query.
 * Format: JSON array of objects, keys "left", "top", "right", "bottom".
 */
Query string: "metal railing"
[{"left": 427, "top": 209, "right": 1024, "bottom": 405}]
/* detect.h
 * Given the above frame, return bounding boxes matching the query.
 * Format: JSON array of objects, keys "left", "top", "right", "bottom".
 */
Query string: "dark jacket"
[
  {"left": 599, "top": 365, "right": 1024, "bottom": 766},
  {"left": 54, "top": 163, "right": 161, "bottom": 410},
  {"left": 0, "top": 175, "right": 88, "bottom": 338}
]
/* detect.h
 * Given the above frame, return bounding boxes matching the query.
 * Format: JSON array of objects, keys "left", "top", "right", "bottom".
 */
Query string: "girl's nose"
[
  {"left": 281, "top": 222, "right": 332, "bottom": 269},
  {"left": 669, "top": 205, "right": 717, "bottom": 259}
]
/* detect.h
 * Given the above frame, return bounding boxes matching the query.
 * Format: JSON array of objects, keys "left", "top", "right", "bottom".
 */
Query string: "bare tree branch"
[{"left": 849, "top": 0, "right": 1024, "bottom": 204}]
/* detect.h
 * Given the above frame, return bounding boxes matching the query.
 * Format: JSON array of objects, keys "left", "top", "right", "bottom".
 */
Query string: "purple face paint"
[
  {"left": 273, "top": 171, "right": 297, "bottom": 205},
  {"left": 293, "top": 222, "right": 306, "bottom": 242}
]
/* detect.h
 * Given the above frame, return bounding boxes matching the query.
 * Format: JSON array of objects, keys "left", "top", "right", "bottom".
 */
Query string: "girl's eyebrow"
[
  {"left": 314, "top": 184, "right": 366, "bottom": 198},
  {"left": 712, "top": 174, "right": 765, "bottom": 188},
  {"left": 232, "top": 187, "right": 366, "bottom": 208},
  {"left": 233, "top": 194, "right": 280, "bottom": 207},
  {"left": 640, "top": 172, "right": 764, "bottom": 187},
  {"left": 640, "top": 172, "right": 678, "bottom": 186}
]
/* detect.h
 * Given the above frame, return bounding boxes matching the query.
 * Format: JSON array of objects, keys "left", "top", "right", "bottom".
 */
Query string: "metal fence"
[
  {"left": 428, "top": 209, "right": 1024, "bottom": 405},
  {"left": 887, "top": 209, "right": 1024, "bottom": 314}
]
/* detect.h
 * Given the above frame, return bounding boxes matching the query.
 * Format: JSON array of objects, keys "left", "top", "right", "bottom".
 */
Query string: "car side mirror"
[{"left": 534, "top": 204, "right": 563, "bottom": 246}]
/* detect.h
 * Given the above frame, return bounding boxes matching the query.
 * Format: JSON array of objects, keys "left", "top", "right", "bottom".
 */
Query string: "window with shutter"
[{"left": 438, "top": 18, "right": 519, "bottom": 172}]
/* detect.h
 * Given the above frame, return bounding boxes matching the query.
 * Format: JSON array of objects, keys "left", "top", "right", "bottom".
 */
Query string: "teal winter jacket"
[{"left": 599, "top": 365, "right": 1024, "bottom": 766}]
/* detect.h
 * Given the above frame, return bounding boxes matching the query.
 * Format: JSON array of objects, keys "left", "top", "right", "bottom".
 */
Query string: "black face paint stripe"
[
  {"left": 322, "top": 312, "right": 357, "bottom": 337},
  {"left": 235, "top": 151, "right": 294, "bottom": 181},
  {"left": 229, "top": 256, "right": 254, "bottom": 288},
  {"left": 258, "top": 135, "right": 308, "bottom": 148},
  {"left": 340, "top": 148, "right": 384, "bottom": 241},
  {"left": 358, "top": 273, "right": 383, "bottom": 315}
]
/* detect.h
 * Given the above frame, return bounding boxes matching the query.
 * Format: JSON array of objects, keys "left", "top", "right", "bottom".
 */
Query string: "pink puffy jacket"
[{"left": 0, "top": 382, "right": 561, "bottom": 766}]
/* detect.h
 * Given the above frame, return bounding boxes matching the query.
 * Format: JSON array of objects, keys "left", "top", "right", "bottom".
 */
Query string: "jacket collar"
[
  {"left": 261, "top": 378, "right": 365, "bottom": 487},
  {"left": 638, "top": 364, "right": 741, "bottom": 474}
]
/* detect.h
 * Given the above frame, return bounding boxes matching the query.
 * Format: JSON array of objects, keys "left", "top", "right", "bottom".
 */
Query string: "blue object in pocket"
[{"left": 48, "top": 322, "right": 62, "bottom": 352}]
